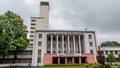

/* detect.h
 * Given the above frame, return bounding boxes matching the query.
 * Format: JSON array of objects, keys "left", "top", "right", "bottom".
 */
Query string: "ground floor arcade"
[{"left": 52, "top": 56, "right": 86, "bottom": 64}]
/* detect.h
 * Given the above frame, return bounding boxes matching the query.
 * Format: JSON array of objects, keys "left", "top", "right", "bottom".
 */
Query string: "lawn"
[{"left": 41, "top": 65, "right": 118, "bottom": 68}]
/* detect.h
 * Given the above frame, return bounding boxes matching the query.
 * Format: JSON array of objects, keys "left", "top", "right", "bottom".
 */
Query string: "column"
[
  {"left": 56, "top": 35, "right": 58, "bottom": 54},
  {"left": 78, "top": 35, "right": 81, "bottom": 55},
  {"left": 84, "top": 34, "right": 90, "bottom": 53},
  {"left": 51, "top": 35, "right": 53, "bottom": 54},
  {"left": 72, "top": 57, "right": 74, "bottom": 64},
  {"left": 58, "top": 57, "right": 60, "bottom": 64},
  {"left": 65, "top": 57, "right": 67, "bottom": 64},
  {"left": 62, "top": 34, "right": 64, "bottom": 54},
  {"left": 68, "top": 35, "right": 70, "bottom": 53},
  {"left": 79, "top": 57, "right": 81, "bottom": 64},
  {"left": 73, "top": 35, "right": 76, "bottom": 54}
]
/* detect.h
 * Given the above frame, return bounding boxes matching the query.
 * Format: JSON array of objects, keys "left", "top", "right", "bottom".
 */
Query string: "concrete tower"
[{"left": 29, "top": 2, "right": 49, "bottom": 47}]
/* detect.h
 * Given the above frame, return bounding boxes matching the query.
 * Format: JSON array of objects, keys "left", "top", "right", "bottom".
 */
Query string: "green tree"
[
  {"left": 0, "top": 13, "right": 12, "bottom": 63},
  {"left": 101, "top": 41, "right": 120, "bottom": 47},
  {"left": 107, "top": 53, "right": 115, "bottom": 65},
  {"left": 0, "top": 11, "right": 28, "bottom": 64},
  {"left": 118, "top": 54, "right": 120, "bottom": 62}
]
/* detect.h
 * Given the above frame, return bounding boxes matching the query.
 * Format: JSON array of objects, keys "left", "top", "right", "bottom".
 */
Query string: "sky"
[{"left": 0, "top": 0, "right": 120, "bottom": 45}]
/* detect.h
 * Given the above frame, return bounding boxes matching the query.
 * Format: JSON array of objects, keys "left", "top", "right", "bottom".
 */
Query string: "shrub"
[
  {"left": 118, "top": 64, "right": 120, "bottom": 68},
  {"left": 92, "top": 63, "right": 102, "bottom": 68}
]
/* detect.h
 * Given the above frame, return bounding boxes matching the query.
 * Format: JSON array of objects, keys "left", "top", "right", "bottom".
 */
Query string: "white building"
[
  {"left": 101, "top": 46, "right": 120, "bottom": 63},
  {"left": 30, "top": 2, "right": 97, "bottom": 66}
]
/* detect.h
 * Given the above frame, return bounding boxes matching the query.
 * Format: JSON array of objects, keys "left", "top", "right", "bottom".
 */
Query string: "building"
[
  {"left": 101, "top": 46, "right": 120, "bottom": 64},
  {"left": 30, "top": 2, "right": 97, "bottom": 66}
]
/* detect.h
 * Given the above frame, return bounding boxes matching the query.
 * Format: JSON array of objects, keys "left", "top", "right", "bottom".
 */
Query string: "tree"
[
  {"left": 107, "top": 53, "right": 115, "bottom": 65},
  {"left": 0, "top": 11, "right": 28, "bottom": 64},
  {"left": 0, "top": 13, "right": 12, "bottom": 63},
  {"left": 118, "top": 54, "right": 120, "bottom": 62},
  {"left": 101, "top": 41, "right": 120, "bottom": 47}
]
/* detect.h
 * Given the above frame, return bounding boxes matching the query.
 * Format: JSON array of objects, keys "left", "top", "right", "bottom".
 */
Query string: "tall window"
[
  {"left": 88, "top": 35, "right": 92, "bottom": 39},
  {"left": 39, "top": 34, "right": 42, "bottom": 38}
]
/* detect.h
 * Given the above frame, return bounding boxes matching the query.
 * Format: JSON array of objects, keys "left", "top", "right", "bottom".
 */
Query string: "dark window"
[
  {"left": 106, "top": 51, "right": 108, "bottom": 54},
  {"left": 30, "top": 31, "right": 34, "bottom": 33},
  {"left": 31, "top": 27, "right": 35, "bottom": 29},
  {"left": 115, "top": 51, "right": 118, "bottom": 54},
  {"left": 30, "top": 35, "right": 34, "bottom": 37},
  {"left": 53, "top": 37, "right": 56, "bottom": 41},
  {"left": 31, "top": 19, "right": 36, "bottom": 22},
  {"left": 47, "top": 51, "right": 51, "bottom": 53},
  {"left": 88, "top": 35, "right": 92, "bottom": 39},
  {"left": 110, "top": 51, "right": 113, "bottom": 54},
  {"left": 38, "top": 42, "right": 42, "bottom": 46},
  {"left": 30, "top": 39, "right": 33, "bottom": 41},
  {"left": 90, "top": 50, "right": 93, "bottom": 53},
  {"left": 47, "top": 37, "right": 50, "bottom": 41},
  {"left": 89, "top": 42, "right": 93, "bottom": 46},
  {"left": 58, "top": 51, "right": 61, "bottom": 53},
  {"left": 39, "top": 34, "right": 42, "bottom": 38},
  {"left": 31, "top": 23, "right": 36, "bottom": 25}
]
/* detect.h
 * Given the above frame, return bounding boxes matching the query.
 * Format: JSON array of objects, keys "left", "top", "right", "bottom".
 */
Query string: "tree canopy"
[
  {"left": 101, "top": 41, "right": 120, "bottom": 47},
  {"left": 0, "top": 11, "right": 28, "bottom": 63},
  {"left": 107, "top": 53, "right": 115, "bottom": 65}
]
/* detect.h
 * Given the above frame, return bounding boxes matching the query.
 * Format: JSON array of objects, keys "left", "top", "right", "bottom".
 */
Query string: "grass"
[{"left": 41, "top": 65, "right": 118, "bottom": 68}]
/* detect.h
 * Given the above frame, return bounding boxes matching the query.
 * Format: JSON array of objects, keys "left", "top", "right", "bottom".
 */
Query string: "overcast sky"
[{"left": 0, "top": 0, "right": 120, "bottom": 45}]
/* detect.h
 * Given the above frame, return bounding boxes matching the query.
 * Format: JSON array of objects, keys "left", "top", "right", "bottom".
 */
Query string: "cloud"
[{"left": 0, "top": 0, "right": 120, "bottom": 44}]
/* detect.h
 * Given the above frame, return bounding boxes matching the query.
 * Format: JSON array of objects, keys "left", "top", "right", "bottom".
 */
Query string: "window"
[
  {"left": 58, "top": 51, "right": 61, "bottom": 53},
  {"left": 88, "top": 35, "right": 92, "bottom": 39},
  {"left": 115, "top": 51, "right": 118, "bottom": 54},
  {"left": 30, "top": 35, "right": 34, "bottom": 37},
  {"left": 30, "top": 31, "right": 34, "bottom": 33},
  {"left": 38, "top": 42, "right": 42, "bottom": 46},
  {"left": 29, "top": 39, "right": 33, "bottom": 41},
  {"left": 47, "top": 51, "right": 51, "bottom": 53},
  {"left": 31, "top": 27, "right": 35, "bottom": 29},
  {"left": 106, "top": 51, "right": 108, "bottom": 54},
  {"left": 31, "top": 23, "right": 36, "bottom": 25},
  {"left": 47, "top": 37, "right": 50, "bottom": 41},
  {"left": 110, "top": 51, "right": 113, "bottom": 54},
  {"left": 90, "top": 50, "right": 93, "bottom": 53},
  {"left": 39, "top": 34, "right": 42, "bottom": 38},
  {"left": 89, "top": 42, "right": 93, "bottom": 46},
  {"left": 31, "top": 19, "right": 36, "bottom": 22}
]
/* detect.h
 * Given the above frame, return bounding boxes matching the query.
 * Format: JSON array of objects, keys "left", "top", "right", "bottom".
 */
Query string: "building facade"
[
  {"left": 30, "top": 2, "right": 97, "bottom": 66},
  {"left": 101, "top": 46, "right": 120, "bottom": 64}
]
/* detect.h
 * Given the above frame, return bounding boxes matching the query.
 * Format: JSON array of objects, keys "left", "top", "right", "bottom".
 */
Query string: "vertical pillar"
[
  {"left": 68, "top": 35, "right": 70, "bottom": 53},
  {"left": 65, "top": 57, "right": 67, "bottom": 64},
  {"left": 79, "top": 57, "right": 81, "bottom": 64},
  {"left": 72, "top": 57, "right": 74, "bottom": 64},
  {"left": 73, "top": 35, "right": 76, "bottom": 54},
  {"left": 78, "top": 35, "right": 81, "bottom": 55},
  {"left": 58, "top": 57, "right": 60, "bottom": 64},
  {"left": 84, "top": 34, "right": 90, "bottom": 53},
  {"left": 56, "top": 35, "right": 58, "bottom": 54},
  {"left": 51, "top": 35, "right": 53, "bottom": 54},
  {"left": 62, "top": 34, "right": 64, "bottom": 54}
]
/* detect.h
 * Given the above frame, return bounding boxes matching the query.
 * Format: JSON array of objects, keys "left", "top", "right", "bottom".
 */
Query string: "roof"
[{"left": 36, "top": 29, "right": 95, "bottom": 33}]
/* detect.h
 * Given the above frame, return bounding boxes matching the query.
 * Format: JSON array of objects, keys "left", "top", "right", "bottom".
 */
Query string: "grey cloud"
[{"left": 0, "top": 0, "right": 120, "bottom": 44}]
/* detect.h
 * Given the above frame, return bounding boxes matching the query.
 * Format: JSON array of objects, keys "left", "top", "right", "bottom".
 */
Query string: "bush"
[
  {"left": 92, "top": 63, "right": 102, "bottom": 68},
  {"left": 104, "top": 64, "right": 111, "bottom": 68},
  {"left": 118, "top": 64, "right": 120, "bottom": 68}
]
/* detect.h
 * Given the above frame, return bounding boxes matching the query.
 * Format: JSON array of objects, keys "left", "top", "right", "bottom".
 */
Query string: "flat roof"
[{"left": 36, "top": 29, "right": 95, "bottom": 33}]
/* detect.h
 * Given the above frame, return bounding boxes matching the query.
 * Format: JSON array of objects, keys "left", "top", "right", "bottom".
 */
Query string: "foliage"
[
  {"left": 118, "top": 64, "right": 120, "bottom": 68},
  {"left": 107, "top": 53, "right": 115, "bottom": 65},
  {"left": 118, "top": 54, "right": 120, "bottom": 62},
  {"left": 0, "top": 11, "right": 28, "bottom": 63},
  {"left": 101, "top": 41, "right": 120, "bottom": 47}
]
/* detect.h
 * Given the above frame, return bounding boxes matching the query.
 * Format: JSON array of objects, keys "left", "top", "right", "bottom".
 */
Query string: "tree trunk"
[
  {"left": 2, "top": 53, "right": 5, "bottom": 64},
  {"left": 13, "top": 50, "right": 17, "bottom": 64}
]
